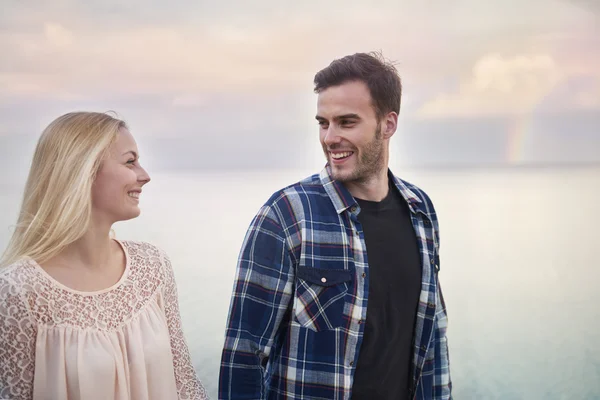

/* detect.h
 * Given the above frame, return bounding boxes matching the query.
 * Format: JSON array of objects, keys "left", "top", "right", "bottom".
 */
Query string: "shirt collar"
[
  {"left": 389, "top": 172, "right": 424, "bottom": 214},
  {"left": 319, "top": 165, "right": 357, "bottom": 214},
  {"left": 319, "top": 164, "right": 424, "bottom": 215}
]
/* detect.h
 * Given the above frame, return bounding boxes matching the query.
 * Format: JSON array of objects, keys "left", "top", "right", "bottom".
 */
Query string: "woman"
[{"left": 0, "top": 112, "right": 209, "bottom": 399}]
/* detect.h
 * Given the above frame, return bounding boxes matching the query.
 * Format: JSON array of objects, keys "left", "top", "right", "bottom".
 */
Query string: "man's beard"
[{"left": 326, "top": 123, "right": 385, "bottom": 184}]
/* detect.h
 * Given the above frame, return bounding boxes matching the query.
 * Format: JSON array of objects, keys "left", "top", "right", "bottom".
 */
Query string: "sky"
[{"left": 0, "top": 0, "right": 599, "bottom": 177}]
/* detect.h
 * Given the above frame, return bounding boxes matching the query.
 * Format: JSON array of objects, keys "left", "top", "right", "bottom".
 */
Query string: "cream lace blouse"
[{"left": 0, "top": 240, "right": 209, "bottom": 399}]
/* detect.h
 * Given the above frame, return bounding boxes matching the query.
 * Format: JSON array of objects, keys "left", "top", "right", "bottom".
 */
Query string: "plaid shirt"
[{"left": 219, "top": 166, "right": 452, "bottom": 399}]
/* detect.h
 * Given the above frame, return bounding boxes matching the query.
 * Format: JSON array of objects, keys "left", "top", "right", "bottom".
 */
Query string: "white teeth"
[
  {"left": 128, "top": 192, "right": 140, "bottom": 199},
  {"left": 331, "top": 152, "right": 353, "bottom": 159}
]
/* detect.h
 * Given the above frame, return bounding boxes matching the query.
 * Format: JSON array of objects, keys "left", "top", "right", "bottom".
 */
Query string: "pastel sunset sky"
[{"left": 1, "top": 0, "right": 598, "bottom": 175}]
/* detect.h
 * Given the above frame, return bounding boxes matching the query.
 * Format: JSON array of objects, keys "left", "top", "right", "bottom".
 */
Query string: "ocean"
[{"left": 1, "top": 165, "right": 599, "bottom": 399}]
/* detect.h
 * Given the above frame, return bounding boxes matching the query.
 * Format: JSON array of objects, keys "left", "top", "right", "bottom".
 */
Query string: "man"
[{"left": 219, "top": 52, "right": 452, "bottom": 400}]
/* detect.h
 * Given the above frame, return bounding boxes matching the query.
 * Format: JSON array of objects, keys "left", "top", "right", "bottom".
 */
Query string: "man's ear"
[{"left": 382, "top": 111, "right": 398, "bottom": 139}]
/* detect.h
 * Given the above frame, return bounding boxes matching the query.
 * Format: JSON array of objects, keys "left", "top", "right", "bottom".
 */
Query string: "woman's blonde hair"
[{"left": 1, "top": 111, "right": 127, "bottom": 267}]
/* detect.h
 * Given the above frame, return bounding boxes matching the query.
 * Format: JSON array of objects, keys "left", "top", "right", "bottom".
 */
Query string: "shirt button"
[
  {"left": 431, "top": 258, "right": 435, "bottom": 264},
  {"left": 421, "top": 345, "right": 428, "bottom": 351},
  {"left": 321, "top": 277, "right": 327, "bottom": 283},
  {"left": 351, "top": 206, "right": 357, "bottom": 213},
  {"left": 361, "top": 272, "right": 366, "bottom": 278},
  {"left": 350, "top": 361, "right": 354, "bottom": 366},
  {"left": 358, "top": 319, "right": 364, "bottom": 324}
]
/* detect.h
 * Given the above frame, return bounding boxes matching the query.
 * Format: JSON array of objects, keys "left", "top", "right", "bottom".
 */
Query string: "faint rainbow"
[{"left": 506, "top": 113, "right": 531, "bottom": 165}]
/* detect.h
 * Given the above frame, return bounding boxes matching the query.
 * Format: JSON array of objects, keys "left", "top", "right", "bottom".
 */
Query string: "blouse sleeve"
[
  {"left": 0, "top": 272, "right": 37, "bottom": 400},
  {"left": 159, "top": 250, "right": 210, "bottom": 400}
]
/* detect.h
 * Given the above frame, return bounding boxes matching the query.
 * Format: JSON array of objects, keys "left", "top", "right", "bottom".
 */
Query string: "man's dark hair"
[{"left": 313, "top": 51, "right": 402, "bottom": 120}]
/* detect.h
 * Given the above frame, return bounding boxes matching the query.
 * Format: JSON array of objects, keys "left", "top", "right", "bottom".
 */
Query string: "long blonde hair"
[{"left": 1, "top": 112, "right": 127, "bottom": 267}]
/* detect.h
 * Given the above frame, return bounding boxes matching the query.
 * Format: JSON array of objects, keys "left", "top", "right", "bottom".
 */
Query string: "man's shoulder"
[
  {"left": 393, "top": 175, "right": 438, "bottom": 219},
  {"left": 264, "top": 172, "right": 326, "bottom": 207},
  {"left": 252, "top": 171, "right": 333, "bottom": 227},
  {"left": 396, "top": 176, "right": 435, "bottom": 204}
]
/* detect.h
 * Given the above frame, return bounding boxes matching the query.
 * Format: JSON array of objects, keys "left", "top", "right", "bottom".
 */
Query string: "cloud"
[
  {"left": 171, "top": 94, "right": 210, "bottom": 108},
  {"left": 0, "top": 23, "right": 325, "bottom": 101},
  {"left": 1, "top": 0, "right": 599, "bottom": 171},
  {"left": 550, "top": 74, "right": 600, "bottom": 110},
  {"left": 575, "top": 88, "right": 600, "bottom": 108},
  {"left": 2, "top": 0, "right": 593, "bottom": 103},
  {"left": 564, "top": 0, "right": 600, "bottom": 16},
  {"left": 416, "top": 52, "right": 600, "bottom": 118},
  {"left": 43, "top": 22, "right": 74, "bottom": 47}
]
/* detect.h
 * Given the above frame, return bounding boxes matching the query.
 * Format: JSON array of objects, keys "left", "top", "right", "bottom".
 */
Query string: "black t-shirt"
[{"left": 350, "top": 180, "right": 422, "bottom": 400}]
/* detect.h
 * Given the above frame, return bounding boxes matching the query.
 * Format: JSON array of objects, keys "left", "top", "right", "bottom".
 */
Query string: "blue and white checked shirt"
[{"left": 219, "top": 166, "right": 452, "bottom": 399}]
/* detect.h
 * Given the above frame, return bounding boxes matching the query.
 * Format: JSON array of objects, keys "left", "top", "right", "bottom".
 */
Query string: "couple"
[{"left": 0, "top": 52, "right": 451, "bottom": 400}]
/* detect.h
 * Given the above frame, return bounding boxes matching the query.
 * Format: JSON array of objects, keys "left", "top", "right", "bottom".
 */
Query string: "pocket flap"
[{"left": 296, "top": 266, "right": 352, "bottom": 287}]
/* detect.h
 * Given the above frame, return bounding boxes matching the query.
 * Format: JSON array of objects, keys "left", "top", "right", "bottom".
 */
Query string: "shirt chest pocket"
[{"left": 292, "top": 265, "right": 352, "bottom": 332}]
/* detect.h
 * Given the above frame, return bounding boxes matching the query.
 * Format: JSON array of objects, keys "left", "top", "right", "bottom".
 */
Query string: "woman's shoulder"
[
  {"left": 118, "top": 239, "right": 170, "bottom": 259},
  {"left": 117, "top": 239, "right": 173, "bottom": 279},
  {"left": 117, "top": 240, "right": 177, "bottom": 296},
  {"left": 0, "top": 259, "right": 36, "bottom": 286},
  {"left": 0, "top": 259, "right": 39, "bottom": 303}
]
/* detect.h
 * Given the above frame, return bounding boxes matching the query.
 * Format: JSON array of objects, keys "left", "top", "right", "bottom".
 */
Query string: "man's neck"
[{"left": 345, "top": 169, "right": 390, "bottom": 202}]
